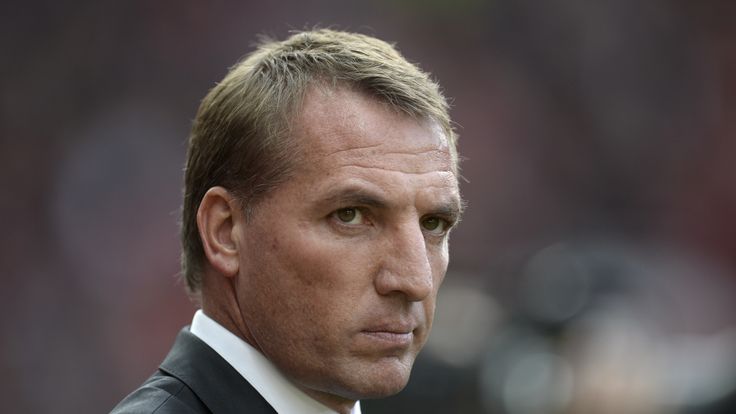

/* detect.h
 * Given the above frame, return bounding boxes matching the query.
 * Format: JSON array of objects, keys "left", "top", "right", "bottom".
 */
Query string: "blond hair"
[{"left": 181, "top": 29, "right": 457, "bottom": 292}]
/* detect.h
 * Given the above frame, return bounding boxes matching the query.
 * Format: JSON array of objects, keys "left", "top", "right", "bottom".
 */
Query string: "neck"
[
  {"left": 200, "top": 283, "right": 256, "bottom": 350},
  {"left": 199, "top": 274, "right": 358, "bottom": 414}
]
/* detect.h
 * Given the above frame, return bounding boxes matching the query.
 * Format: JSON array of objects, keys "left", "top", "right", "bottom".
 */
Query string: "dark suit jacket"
[{"left": 111, "top": 328, "right": 277, "bottom": 414}]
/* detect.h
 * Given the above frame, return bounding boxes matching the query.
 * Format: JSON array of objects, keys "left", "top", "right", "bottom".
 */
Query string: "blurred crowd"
[{"left": 1, "top": 1, "right": 735, "bottom": 413}]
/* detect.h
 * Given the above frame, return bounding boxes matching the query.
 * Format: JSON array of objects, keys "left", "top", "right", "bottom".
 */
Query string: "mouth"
[
  {"left": 362, "top": 330, "right": 413, "bottom": 344},
  {"left": 359, "top": 322, "right": 417, "bottom": 348}
]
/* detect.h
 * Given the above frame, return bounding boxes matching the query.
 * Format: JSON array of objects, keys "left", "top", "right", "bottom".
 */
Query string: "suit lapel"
[{"left": 159, "top": 328, "right": 278, "bottom": 414}]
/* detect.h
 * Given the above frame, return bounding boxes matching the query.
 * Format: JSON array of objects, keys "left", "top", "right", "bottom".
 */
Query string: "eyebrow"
[
  {"left": 320, "top": 187, "right": 465, "bottom": 222},
  {"left": 320, "top": 187, "right": 390, "bottom": 210},
  {"left": 433, "top": 199, "right": 465, "bottom": 223}
]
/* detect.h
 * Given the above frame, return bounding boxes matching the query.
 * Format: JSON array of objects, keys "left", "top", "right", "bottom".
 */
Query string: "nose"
[{"left": 374, "top": 220, "right": 434, "bottom": 302}]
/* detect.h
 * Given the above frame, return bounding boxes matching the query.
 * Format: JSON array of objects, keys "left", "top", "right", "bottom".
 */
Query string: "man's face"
[{"left": 233, "top": 86, "right": 461, "bottom": 403}]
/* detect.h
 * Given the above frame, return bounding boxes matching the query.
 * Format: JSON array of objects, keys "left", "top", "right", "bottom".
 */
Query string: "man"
[{"left": 112, "top": 29, "right": 462, "bottom": 414}]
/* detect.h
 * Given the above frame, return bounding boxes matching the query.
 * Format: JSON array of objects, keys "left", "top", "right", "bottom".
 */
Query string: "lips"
[
  {"left": 360, "top": 321, "right": 418, "bottom": 347},
  {"left": 361, "top": 330, "right": 413, "bottom": 346}
]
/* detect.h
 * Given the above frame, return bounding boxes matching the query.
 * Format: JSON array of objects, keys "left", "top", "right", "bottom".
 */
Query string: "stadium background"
[{"left": 2, "top": 1, "right": 736, "bottom": 412}]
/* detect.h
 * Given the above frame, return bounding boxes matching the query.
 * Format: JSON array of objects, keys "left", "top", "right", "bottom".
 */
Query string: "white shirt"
[{"left": 189, "top": 310, "right": 362, "bottom": 414}]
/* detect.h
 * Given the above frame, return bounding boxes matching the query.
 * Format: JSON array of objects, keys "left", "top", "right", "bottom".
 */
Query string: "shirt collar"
[{"left": 189, "top": 310, "right": 361, "bottom": 414}]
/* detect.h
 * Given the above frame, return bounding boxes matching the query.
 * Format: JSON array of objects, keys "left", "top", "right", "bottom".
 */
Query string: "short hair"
[{"left": 181, "top": 28, "right": 457, "bottom": 293}]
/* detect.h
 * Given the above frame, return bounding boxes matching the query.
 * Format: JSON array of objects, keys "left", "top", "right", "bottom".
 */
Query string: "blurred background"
[{"left": 2, "top": 0, "right": 736, "bottom": 413}]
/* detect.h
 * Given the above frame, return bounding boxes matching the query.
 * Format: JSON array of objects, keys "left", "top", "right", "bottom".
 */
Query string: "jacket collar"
[{"left": 159, "top": 328, "right": 277, "bottom": 414}]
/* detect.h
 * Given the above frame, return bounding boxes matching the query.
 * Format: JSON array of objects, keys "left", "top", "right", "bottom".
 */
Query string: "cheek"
[
  {"left": 281, "top": 226, "right": 374, "bottom": 286},
  {"left": 423, "top": 246, "right": 449, "bottom": 326},
  {"left": 248, "top": 229, "right": 375, "bottom": 330},
  {"left": 430, "top": 244, "right": 449, "bottom": 285}
]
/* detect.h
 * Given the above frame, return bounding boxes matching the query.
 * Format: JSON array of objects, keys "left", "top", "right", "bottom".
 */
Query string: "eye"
[
  {"left": 421, "top": 216, "right": 449, "bottom": 235},
  {"left": 334, "top": 207, "right": 364, "bottom": 225}
]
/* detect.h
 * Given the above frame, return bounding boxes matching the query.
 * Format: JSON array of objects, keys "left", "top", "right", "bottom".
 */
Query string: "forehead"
[
  {"left": 293, "top": 85, "right": 455, "bottom": 175},
  {"left": 275, "top": 85, "right": 461, "bottom": 219}
]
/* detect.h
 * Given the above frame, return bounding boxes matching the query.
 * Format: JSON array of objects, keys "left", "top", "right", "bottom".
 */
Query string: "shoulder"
[{"left": 110, "top": 370, "right": 209, "bottom": 414}]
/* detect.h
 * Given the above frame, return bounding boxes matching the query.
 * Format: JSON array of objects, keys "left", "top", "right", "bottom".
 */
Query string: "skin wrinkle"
[
  {"left": 334, "top": 164, "right": 455, "bottom": 175},
  {"left": 322, "top": 142, "right": 454, "bottom": 173},
  {"left": 325, "top": 146, "right": 445, "bottom": 157},
  {"left": 323, "top": 142, "right": 385, "bottom": 156},
  {"left": 326, "top": 148, "right": 453, "bottom": 173}
]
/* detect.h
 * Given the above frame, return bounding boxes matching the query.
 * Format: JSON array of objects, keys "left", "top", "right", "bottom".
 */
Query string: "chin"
[
  {"left": 334, "top": 378, "right": 410, "bottom": 401},
  {"left": 359, "top": 377, "right": 410, "bottom": 399},
  {"left": 334, "top": 358, "right": 414, "bottom": 400}
]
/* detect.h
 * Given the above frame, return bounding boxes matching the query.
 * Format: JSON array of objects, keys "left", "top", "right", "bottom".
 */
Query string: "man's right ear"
[{"left": 196, "top": 186, "right": 242, "bottom": 278}]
